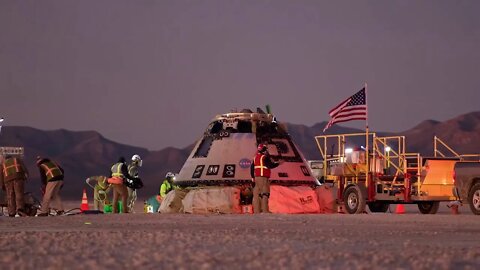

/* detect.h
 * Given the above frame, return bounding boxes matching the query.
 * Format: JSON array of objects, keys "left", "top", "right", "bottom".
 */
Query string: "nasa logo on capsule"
[{"left": 239, "top": 158, "right": 252, "bottom": 169}]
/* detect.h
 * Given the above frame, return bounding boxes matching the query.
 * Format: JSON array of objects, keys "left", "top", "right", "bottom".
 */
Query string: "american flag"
[{"left": 323, "top": 88, "right": 367, "bottom": 132}]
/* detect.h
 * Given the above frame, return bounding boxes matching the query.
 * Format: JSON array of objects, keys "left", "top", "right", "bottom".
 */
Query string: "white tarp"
[
  {"left": 159, "top": 189, "right": 189, "bottom": 214},
  {"left": 269, "top": 185, "right": 321, "bottom": 214},
  {"left": 161, "top": 185, "right": 336, "bottom": 214},
  {"left": 182, "top": 187, "right": 242, "bottom": 214}
]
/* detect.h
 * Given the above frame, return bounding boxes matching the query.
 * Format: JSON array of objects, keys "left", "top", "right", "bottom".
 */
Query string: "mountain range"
[{"left": 1, "top": 111, "right": 479, "bottom": 200}]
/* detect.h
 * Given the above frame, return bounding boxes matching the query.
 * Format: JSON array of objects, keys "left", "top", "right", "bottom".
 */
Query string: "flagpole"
[
  {"left": 365, "top": 82, "right": 369, "bottom": 191},
  {"left": 365, "top": 82, "right": 369, "bottom": 129}
]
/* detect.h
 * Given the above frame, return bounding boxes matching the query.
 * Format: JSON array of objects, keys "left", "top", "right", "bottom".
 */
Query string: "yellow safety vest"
[
  {"left": 111, "top": 163, "right": 124, "bottom": 178},
  {"left": 95, "top": 176, "right": 109, "bottom": 190}
]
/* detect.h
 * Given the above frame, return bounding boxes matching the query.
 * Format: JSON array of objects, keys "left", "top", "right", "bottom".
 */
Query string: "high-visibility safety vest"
[
  {"left": 111, "top": 163, "right": 124, "bottom": 178},
  {"left": 254, "top": 153, "right": 271, "bottom": 178},
  {"left": 2, "top": 157, "right": 26, "bottom": 178},
  {"left": 40, "top": 160, "right": 63, "bottom": 182},
  {"left": 160, "top": 180, "right": 173, "bottom": 198},
  {"left": 95, "top": 176, "right": 109, "bottom": 190}
]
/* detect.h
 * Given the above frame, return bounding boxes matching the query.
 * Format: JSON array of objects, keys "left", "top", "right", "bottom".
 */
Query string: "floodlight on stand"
[
  {"left": 345, "top": 148, "right": 353, "bottom": 154},
  {"left": 385, "top": 146, "right": 391, "bottom": 152}
]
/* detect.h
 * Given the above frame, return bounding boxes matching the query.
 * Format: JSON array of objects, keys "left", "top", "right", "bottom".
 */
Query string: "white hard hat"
[
  {"left": 166, "top": 172, "right": 175, "bottom": 178},
  {"left": 132, "top": 154, "right": 142, "bottom": 167}
]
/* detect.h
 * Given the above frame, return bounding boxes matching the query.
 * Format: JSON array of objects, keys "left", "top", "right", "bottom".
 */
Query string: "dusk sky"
[{"left": 1, "top": 1, "right": 479, "bottom": 150}]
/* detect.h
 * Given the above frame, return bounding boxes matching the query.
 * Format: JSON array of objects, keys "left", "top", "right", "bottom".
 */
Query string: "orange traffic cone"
[
  {"left": 80, "top": 189, "right": 89, "bottom": 212},
  {"left": 450, "top": 205, "right": 459, "bottom": 215},
  {"left": 447, "top": 201, "right": 461, "bottom": 215},
  {"left": 395, "top": 204, "right": 405, "bottom": 214}
]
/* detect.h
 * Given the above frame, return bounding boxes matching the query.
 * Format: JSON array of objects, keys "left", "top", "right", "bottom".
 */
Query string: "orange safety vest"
[
  {"left": 2, "top": 157, "right": 24, "bottom": 177},
  {"left": 254, "top": 153, "right": 271, "bottom": 178},
  {"left": 40, "top": 161, "right": 63, "bottom": 181}
]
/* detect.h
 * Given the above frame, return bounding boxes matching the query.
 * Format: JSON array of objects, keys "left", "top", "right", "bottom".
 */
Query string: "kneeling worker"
[{"left": 157, "top": 172, "right": 177, "bottom": 203}]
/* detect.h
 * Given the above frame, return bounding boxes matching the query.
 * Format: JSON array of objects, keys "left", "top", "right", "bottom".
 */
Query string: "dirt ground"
[{"left": 0, "top": 202, "right": 479, "bottom": 270}]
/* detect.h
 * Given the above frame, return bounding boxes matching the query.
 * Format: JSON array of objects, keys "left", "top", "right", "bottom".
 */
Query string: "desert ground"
[{"left": 0, "top": 203, "right": 479, "bottom": 270}]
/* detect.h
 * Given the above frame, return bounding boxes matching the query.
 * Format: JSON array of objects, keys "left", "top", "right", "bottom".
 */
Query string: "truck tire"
[
  {"left": 467, "top": 183, "right": 480, "bottom": 215},
  {"left": 343, "top": 185, "right": 366, "bottom": 214},
  {"left": 368, "top": 202, "right": 389, "bottom": 213},
  {"left": 417, "top": 201, "right": 439, "bottom": 214}
]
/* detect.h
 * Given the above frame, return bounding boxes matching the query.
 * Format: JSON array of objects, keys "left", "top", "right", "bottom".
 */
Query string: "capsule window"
[
  {"left": 194, "top": 136, "right": 213, "bottom": 158},
  {"left": 208, "top": 121, "right": 223, "bottom": 134}
]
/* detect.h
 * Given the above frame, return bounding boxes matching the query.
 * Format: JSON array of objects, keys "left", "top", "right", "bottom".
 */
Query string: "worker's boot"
[{"left": 17, "top": 209, "right": 28, "bottom": 217}]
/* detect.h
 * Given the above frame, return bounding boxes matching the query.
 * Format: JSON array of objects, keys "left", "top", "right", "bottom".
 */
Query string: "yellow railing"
[
  {"left": 314, "top": 133, "right": 480, "bottom": 197},
  {"left": 373, "top": 136, "right": 406, "bottom": 175},
  {"left": 434, "top": 136, "right": 460, "bottom": 158},
  {"left": 434, "top": 136, "right": 480, "bottom": 161},
  {"left": 315, "top": 133, "right": 423, "bottom": 181},
  {"left": 404, "top": 153, "right": 422, "bottom": 195},
  {"left": 315, "top": 132, "right": 375, "bottom": 178}
]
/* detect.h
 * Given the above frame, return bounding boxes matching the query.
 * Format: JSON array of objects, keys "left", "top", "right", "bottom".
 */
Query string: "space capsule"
[{"left": 175, "top": 108, "right": 317, "bottom": 187}]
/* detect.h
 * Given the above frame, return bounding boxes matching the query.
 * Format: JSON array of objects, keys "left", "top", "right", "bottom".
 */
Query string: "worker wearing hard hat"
[
  {"left": 86, "top": 175, "right": 111, "bottom": 211},
  {"left": 36, "top": 156, "right": 65, "bottom": 216},
  {"left": 0, "top": 155, "right": 29, "bottom": 217},
  {"left": 158, "top": 172, "right": 177, "bottom": 202},
  {"left": 250, "top": 143, "right": 281, "bottom": 214},
  {"left": 108, "top": 157, "right": 138, "bottom": 213},
  {"left": 127, "top": 154, "right": 142, "bottom": 213}
]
